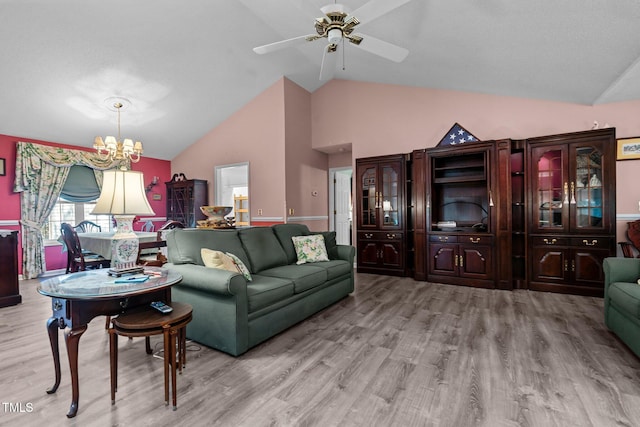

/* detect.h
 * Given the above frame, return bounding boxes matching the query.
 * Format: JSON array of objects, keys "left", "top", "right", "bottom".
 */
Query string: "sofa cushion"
[
  {"left": 238, "top": 227, "right": 288, "bottom": 273},
  {"left": 608, "top": 282, "right": 640, "bottom": 318},
  {"left": 259, "top": 264, "right": 327, "bottom": 293},
  {"left": 246, "top": 275, "right": 294, "bottom": 312},
  {"left": 292, "top": 234, "right": 329, "bottom": 264},
  {"left": 272, "top": 223, "right": 310, "bottom": 264},
  {"left": 320, "top": 231, "right": 338, "bottom": 259},
  {"left": 310, "top": 259, "right": 352, "bottom": 281},
  {"left": 167, "top": 229, "right": 251, "bottom": 268}
]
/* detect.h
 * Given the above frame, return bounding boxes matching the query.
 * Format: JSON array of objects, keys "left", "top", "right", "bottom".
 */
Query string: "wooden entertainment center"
[{"left": 356, "top": 128, "right": 617, "bottom": 296}]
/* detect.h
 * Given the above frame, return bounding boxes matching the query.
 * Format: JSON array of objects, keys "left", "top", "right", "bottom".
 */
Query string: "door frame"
[{"left": 329, "top": 167, "right": 353, "bottom": 245}]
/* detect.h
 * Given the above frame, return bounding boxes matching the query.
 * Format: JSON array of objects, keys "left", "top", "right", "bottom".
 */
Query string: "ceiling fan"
[{"left": 253, "top": 0, "right": 412, "bottom": 81}]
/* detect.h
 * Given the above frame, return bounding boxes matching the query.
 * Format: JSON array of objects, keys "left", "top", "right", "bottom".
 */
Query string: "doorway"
[
  {"left": 329, "top": 167, "right": 353, "bottom": 245},
  {"left": 215, "top": 162, "right": 249, "bottom": 226}
]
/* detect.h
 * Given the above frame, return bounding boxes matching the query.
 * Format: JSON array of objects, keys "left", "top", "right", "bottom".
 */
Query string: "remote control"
[{"left": 150, "top": 301, "right": 173, "bottom": 314}]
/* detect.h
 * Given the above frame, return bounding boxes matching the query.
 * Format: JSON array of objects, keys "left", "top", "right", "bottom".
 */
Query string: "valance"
[{"left": 14, "top": 142, "right": 119, "bottom": 193}]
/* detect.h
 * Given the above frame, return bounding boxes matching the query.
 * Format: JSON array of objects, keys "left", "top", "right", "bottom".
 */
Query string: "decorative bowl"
[{"left": 200, "top": 206, "right": 233, "bottom": 221}]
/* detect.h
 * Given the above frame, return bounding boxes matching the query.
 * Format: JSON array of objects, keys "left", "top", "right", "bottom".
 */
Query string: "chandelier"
[{"left": 93, "top": 99, "right": 143, "bottom": 168}]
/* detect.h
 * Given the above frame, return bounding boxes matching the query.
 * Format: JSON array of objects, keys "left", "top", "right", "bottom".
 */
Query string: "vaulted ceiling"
[{"left": 2, "top": 1, "right": 640, "bottom": 160}]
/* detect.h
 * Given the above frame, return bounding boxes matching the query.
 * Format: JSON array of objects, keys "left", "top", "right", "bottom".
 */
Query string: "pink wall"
[
  {"left": 328, "top": 151, "right": 352, "bottom": 169},
  {"left": 311, "top": 80, "right": 640, "bottom": 247},
  {"left": 171, "top": 79, "right": 287, "bottom": 223},
  {"left": 283, "top": 78, "right": 329, "bottom": 231},
  {"left": 0, "top": 134, "right": 171, "bottom": 274}
]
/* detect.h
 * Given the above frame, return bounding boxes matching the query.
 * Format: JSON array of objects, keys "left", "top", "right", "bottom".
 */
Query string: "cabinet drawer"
[
  {"left": 429, "top": 234, "right": 458, "bottom": 243},
  {"left": 429, "top": 234, "right": 493, "bottom": 245},
  {"left": 459, "top": 235, "right": 493, "bottom": 245},
  {"left": 530, "top": 236, "right": 569, "bottom": 246},
  {"left": 358, "top": 231, "right": 403, "bottom": 241},
  {"left": 570, "top": 237, "right": 611, "bottom": 249}
]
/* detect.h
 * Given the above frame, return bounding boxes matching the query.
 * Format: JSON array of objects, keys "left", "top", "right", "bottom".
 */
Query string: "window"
[
  {"left": 44, "top": 198, "right": 112, "bottom": 241},
  {"left": 44, "top": 165, "right": 112, "bottom": 242}
]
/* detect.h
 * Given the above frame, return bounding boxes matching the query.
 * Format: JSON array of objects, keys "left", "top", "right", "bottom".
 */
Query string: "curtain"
[{"left": 14, "top": 142, "right": 119, "bottom": 278}]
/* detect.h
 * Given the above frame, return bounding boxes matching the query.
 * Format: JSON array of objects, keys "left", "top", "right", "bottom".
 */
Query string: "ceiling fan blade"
[
  {"left": 253, "top": 34, "right": 318, "bottom": 54},
  {"left": 319, "top": 44, "right": 339, "bottom": 81},
  {"left": 346, "top": 0, "right": 412, "bottom": 26},
  {"left": 352, "top": 33, "right": 408, "bottom": 62}
]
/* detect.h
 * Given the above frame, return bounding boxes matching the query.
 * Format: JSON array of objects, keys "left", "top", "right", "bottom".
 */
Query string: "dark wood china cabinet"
[
  {"left": 527, "top": 128, "right": 616, "bottom": 296},
  {"left": 166, "top": 176, "right": 208, "bottom": 228},
  {"left": 356, "top": 154, "right": 409, "bottom": 276},
  {"left": 360, "top": 128, "right": 614, "bottom": 297}
]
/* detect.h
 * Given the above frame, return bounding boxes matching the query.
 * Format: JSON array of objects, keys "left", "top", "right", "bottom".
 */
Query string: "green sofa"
[
  {"left": 164, "top": 223, "right": 355, "bottom": 356},
  {"left": 603, "top": 257, "right": 640, "bottom": 357}
]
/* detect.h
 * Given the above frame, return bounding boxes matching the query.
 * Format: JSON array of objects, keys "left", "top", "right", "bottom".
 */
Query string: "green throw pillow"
[
  {"left": 226, "top": 252, "right": 252, "bottom": 281},
  {"left": 292, "top": 234, "right": 329, "bottom": 265}
]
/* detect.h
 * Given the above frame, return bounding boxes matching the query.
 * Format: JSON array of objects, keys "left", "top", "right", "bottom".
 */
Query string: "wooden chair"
[
  {"left": 136, "top": 221, "right": 185, "bottom": 266},
  {"left": 141, "top": 220, "right": 155, "bottom": 232},
  {"left": 73, "top": 220, "right": 102, "bottom": 233},
  {"left": 60, "top": 223, "right": 107, "bottom": 273},
  {"left": 137, "top": 240, "right": 168, "bottom": 267},
  {"left": 619, "top": 219, "right": 640, "bottom": 258},
  {"left": 158, "top": 220, "right": 185, "bottom": 233}
]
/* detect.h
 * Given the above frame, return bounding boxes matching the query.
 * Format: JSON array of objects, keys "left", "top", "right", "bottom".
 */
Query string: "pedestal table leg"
[
  {"left": 64, "top": 325, "right": 88, "bottom": 418},
  {"left": 45, "top": 317, "right": 61, "bottom": 394}
]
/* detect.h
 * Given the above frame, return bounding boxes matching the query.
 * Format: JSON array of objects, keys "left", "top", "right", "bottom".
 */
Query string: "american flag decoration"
[{"left": 437, "top": 123, "right": 480, "bottom": 146}]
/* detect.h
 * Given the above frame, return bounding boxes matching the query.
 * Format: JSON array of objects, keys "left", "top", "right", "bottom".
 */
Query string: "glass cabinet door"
[
  {"left": 532, "top": 146, "right": 567, "bottom": 232},
  {"left": 381, "top": 164, "right": 400, "bottom": 227},
  {"left": 572, "top": 145, "right": 604, "bottom": 230},
  {"left": 359, "top": 165, "right": 377, "bottom": 228}
]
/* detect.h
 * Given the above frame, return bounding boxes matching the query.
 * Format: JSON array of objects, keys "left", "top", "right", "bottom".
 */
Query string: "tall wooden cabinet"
[
  {"left": 410, "top": 127, "right": 614, "bottom": 296},
  {"left": 0, "top": 230, "right": 20, "bottom": 308},
  {"left": 166, "top": 177, "right": 208, "bottom": 227},
  {"left": 414, "top": 142, "right": 497, "bottom": 288},
  {"left": 526, "top": 128, "right": 616, "bottom": 296},
  {"left": 356, "top": 154, "right": 410, "bottom": 276}
]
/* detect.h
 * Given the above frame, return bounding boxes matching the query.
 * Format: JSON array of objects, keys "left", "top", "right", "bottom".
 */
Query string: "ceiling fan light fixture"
[
  {"left": 252, "top": 0, "right": 412, "bottom": 76},
  {"left": 328, "top": 28, "right": 342, "bottom": 44}
]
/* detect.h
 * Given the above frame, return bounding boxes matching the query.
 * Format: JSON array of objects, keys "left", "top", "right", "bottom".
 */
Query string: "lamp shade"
[{"left": 91, "top": 170, "right": 155, "bottom": 215}]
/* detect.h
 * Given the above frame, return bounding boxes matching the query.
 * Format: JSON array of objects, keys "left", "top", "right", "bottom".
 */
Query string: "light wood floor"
[{"left": 1, "top": 273, "right": 639, "bottom": 426}]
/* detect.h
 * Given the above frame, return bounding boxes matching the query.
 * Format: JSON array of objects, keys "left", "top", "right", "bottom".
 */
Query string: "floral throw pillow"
[
  {"left": 292, "top": 234, "right": 329, "bottom": 265},
  {"left": 226, "top": 252, "right": 253, "bottom": 281}
]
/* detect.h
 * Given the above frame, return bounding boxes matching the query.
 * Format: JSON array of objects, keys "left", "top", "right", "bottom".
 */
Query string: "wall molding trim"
[
  {"left": 287, "top": 216, "right": 329, "bottom": 222},
  {"left": 616, "top": 214, "right": 640, "bottom": 220},
  {"left": 0, "top": 220, "right": 20, "bottom": 226},
  {"left": 251, "top": 217, "right": 284, "bottom": 222}
]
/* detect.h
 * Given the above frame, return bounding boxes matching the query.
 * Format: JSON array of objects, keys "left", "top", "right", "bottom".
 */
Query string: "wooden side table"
[{"left": 109, "top": 302, "right": 193, "bottom": 410}]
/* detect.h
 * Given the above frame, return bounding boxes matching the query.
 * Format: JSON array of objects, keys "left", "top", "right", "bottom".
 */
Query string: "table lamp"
[{"left": 91, "top": 170, "right": 155, "bottom": 276}]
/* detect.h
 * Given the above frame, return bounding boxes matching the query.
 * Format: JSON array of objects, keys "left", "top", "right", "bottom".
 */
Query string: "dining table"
[{"left": 77, "top": 231, "right": 158, "bottom": 260}]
